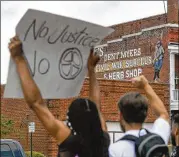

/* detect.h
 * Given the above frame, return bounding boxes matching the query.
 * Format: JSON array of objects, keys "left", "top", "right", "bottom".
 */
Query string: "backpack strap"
[
  {"left": 116, "top": 135, "right": 138, "bottom": 142},
  {"left": 138, "top": 128, "right": 150, "bottom": 137},
  {"left": 116, "top": 135, "right": 139, "bottom": 157}
]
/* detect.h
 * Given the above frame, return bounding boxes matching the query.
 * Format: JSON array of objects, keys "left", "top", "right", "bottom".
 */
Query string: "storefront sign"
[{"left": 95, "top": 46, "right": 153, "bottom": 80}]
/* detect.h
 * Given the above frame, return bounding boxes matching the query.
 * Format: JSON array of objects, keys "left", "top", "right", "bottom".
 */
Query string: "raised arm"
[
  {"left": 131, "top": 75, "right": 169, "bottom": 122},
  {"left": 87, "top": 48, "right": 107, "bottom": 131},
  {"left": 8, "top": 36, "right": 70, "bottom": 144}
]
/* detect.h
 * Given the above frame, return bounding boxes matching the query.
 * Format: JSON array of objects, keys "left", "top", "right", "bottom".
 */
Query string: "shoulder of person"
[
  {"left": 109, "top": 142, "right": 123, "bottom": 157},
  {"left": 153, "top": 117, "right": 170, "bottom": 129},
  {"left": 109, "top": 140, "right": 133, "bottom": 152},
  {"left": 151, "top": 117, "right": 171, "bottom": 144},
  {"left": 109, "top": 141, "right": 134, "bottom": 157}
]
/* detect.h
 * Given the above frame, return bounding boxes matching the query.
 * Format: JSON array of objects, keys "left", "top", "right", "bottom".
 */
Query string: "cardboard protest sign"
[{"left": 4, "top": 9, "right": 113, "bottom": 99}]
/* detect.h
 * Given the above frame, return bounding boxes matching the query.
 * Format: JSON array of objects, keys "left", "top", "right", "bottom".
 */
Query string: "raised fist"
[
  {"left": 87, "top": 48, "right": 100, "bottom": 71},
  {"left": 131, "top": 75, "right": 149, "bottom": 89},
  {"left": 8, "top": 36, "right": 23, "bottom": 59}
]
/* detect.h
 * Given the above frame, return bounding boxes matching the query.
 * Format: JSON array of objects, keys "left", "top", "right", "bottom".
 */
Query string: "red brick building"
[
  {"left": 94, "top": 0, "right": 179, "bottom": 111},
  {"left": 1, "top": 0, "right": 178, "bottom": 156}
]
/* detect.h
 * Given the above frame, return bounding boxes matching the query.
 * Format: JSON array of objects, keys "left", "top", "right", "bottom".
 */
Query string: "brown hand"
[
  {"left": 87, "top": 48, "right": 100, "bottom": 71},
  {"left": 131, "top": 75, "right": 149, "bottom": 89},
  {"left": 8, "top": 36, "right": 23, "bottom": 59}
]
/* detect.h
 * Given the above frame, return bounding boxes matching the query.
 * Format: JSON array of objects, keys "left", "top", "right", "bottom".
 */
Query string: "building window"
[
  {"left": 173, "top": 54, "right": 179, "bottom": 101},
  {"left": 173, "top": 75, "right": 179, "bottom": 101},
  {"left": 174, "top": 75, "right": 179, "bottom": 88}
]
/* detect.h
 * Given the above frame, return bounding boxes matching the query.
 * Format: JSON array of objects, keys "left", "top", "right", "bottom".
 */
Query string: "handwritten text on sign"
[{"left": 4, "top": 9, "right": 113, "bottom": 99}]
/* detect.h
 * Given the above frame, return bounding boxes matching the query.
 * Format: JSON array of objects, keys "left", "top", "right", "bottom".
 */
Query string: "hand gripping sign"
[{"left": 4, "top": 9, "right": 113, "bottom": 99}]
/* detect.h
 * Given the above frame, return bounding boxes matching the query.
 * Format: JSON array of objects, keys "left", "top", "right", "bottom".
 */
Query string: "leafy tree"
[
  {"left": 25, "top": 151, "right": 46, "bottom": 157},
  {"left": 1, "top": 114, "right": 14, "bottom": 137}
]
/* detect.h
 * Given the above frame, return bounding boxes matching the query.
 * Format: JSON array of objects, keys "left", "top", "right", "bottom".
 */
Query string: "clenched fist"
[
  {"left": 87, "top": 48, "right": 100, "bottom": 71},
  {"left": 8, "top": 36, "right": 23, "bottom": 59},
  {"left": 131, "top": 75, "right": 149, "bottom": 89}
]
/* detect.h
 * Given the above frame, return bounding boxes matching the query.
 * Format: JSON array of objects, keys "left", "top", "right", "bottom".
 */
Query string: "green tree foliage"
[
  {"left": 25, "top": 151, "right": 46, "bottom": 157},
  {"left": 1, "top": 114, "right": 14, "bottom": 137}
]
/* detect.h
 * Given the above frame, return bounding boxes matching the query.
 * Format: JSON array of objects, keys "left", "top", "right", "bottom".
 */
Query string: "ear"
[
  {"left": 118, "top": 111, "right": 123, "bottom": 121},
  {"left": 176, "top": 127, "right": 179, "bottom": 135}
]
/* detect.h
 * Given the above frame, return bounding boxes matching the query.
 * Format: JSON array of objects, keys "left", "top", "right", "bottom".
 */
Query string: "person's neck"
[
  {"left": 176, "top": 135, "right": 179, "bottom": 146},
  {"left": 125, "top": 123, "right": 142, "bottom": 132}
]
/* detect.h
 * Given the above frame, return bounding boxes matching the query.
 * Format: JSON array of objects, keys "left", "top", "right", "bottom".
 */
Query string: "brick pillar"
[{"left": 167, "top": 0, "right": 179, "bottom": 24}]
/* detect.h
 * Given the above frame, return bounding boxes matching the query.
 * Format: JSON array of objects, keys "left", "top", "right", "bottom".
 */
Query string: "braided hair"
[{"left": 66, "top": 98, "right": 110, "bottom": 157}]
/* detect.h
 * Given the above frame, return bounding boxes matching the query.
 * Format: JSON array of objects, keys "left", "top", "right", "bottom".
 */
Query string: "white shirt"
[{"left": 109, "top": 118, "right": 170, "bottom": 157}]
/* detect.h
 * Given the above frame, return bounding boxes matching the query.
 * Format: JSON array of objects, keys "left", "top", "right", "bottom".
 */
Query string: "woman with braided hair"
[
  {"left": 8, "top": 36, "right": 110, "bottom": 157},
  {"left": 59, "top": 98, "right": 110, "bottom": 157}
]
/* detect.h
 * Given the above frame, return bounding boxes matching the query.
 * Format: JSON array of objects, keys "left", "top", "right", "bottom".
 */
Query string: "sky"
[{"left": 1, "top": 1, "right": 167, "bottom": 84}]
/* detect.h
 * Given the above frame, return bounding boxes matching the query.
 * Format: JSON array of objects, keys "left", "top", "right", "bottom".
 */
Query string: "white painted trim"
[
  {"left": 122, "top": 32, "right": 142, "bottom": 38},
  {"left": 107, "top": 32, "right": 142, "bottom": 44},
  {"left": 168, "top": 45, "right": 179, "bottom": 50},
  {"left": 169, "top": 44, "right": 179, "bottom": 111},
  {"left": 107, "top": 23, "right": 179, "bottom": 44},
  {"left": 168, "top": 45, "right": 179, "bottom": 54},
  {"left": 142, "top": 24, "right": 168, "bottom": 32},
  {"left": 169, "top": 42, "right": 179, "bottom": 45},
  {"left": 170, "top": 102, "right": 179, "bottom": 110},
  {"left": 107, "top": 38, "right": 123, "bottom": 44},
  {"left": 170, "top": 53, "right": 175, "bottom": 108},
  {"left": 167, "top": 23, "right": 179, "bottom": 28},
  {"left": 94, "top": 44, "right": 108, "bottom": 48}
]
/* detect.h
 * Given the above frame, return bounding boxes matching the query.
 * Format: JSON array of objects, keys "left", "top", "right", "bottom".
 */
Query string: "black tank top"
[{"left": 57, "top": 131, "right": 110, "bottom": 157}]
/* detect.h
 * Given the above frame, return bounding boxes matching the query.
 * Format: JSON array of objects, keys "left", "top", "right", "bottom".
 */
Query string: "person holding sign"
[{"left": 8, "top": 36, "right": 110, "bottom": 157}]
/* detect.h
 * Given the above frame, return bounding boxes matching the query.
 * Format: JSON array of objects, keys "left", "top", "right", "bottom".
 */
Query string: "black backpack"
[{"left": 117, "top": 129, "right": 169, "bottom": 157}]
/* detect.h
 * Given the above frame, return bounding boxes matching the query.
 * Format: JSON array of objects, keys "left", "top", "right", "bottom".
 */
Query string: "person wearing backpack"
[
  {"left": 109, "top": 75, "right": 170, "bottom": 157},
  {"left": 171, "top": 113, "right": 179, "bottom": 157}
]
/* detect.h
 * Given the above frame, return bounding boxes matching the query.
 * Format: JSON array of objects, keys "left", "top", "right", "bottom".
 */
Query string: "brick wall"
[
  {"left": 95, "top": 0, "right": 179, "bottom": 84},
  {"left": 1, "top": 79, "right": 169, "bottom": 156},
  {"left": 1, "top": 86, "right": 50, "bottom": 155},
  {"left": 168, "top": 28, "right": 179, "bottom": 43},
  {"left": 95, "top": 27, "right": 170, "bottom": 83},
  {"left": 102, "top": 14, "right": 166, "bottom": 43},
  {"left": 167, "top": 0, "right": 179, "bottom": 24},
  {"left": 102, "top": 0, "right": 178, "bottom": 44},
  {"left": 93, "top": 3, "right": 172, "bottom": 83}
]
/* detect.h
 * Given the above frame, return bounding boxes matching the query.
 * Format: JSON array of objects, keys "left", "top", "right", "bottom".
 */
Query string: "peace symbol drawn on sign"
[{"left": 59, "top": 48, "right": 83, "bottom": 80}]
